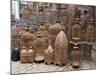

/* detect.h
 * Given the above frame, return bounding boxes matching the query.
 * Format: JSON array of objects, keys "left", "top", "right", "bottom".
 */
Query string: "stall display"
[{"left": 11, "top": 1, "right": 96, "bottom": 74}]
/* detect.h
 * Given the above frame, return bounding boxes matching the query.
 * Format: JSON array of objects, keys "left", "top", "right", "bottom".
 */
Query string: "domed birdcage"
[
  {"left": 20, "top": 46, "right": 27, "bottom": 63},
  {"left": 32, "top": 30, "right": 47, "bottom": 62},
  {"left": 48, "top": 20, "right": 65, "bottom": 48},
  {"left": 21, "top": 6, "right": 33, "bottom": 20},
  {"left": 54, "top": 31, "right": 68, "bottom": 66},
  {"left": 21, "top": 29, "right": 37, "bottom": 49},
  {"left": 27, "top": 46, "right": 34, "bottom": 63}
]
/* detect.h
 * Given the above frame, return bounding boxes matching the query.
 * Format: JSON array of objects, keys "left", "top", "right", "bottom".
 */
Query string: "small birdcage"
[
  {"left": 38, "top": 24, "right": 49, "bottom": 43},
  {"left": 86, "top": 21, "right": 95, "bottom": 43},
  {"left": 27, "top": 46, "right": 34, "bottom": 63},
  {"left": 20, "top": 46, "right": 27, "bottom": 63},
  {"left": 44, "top": 44, "right": 54, "bottom": 65}
]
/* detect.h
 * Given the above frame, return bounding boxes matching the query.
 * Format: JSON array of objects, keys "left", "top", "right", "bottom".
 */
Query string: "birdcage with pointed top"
[
  {"left": 54, "top": 31, "right": 68, "bottom": 66},
  {"left": 44, "top": 45, "right": 54, "bottom": 65}
]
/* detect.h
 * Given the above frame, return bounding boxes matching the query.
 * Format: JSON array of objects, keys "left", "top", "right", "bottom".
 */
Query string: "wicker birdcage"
[
  {"left": 48, "top": 21, "right": 65, "bottom": 48},
  {"left": 44, "top": 44, "right": 54, "bottom": 65},
  {"left": 32, "top": 30, "right": 47, "bottom": 62},
  {"left": 72, "top": 24, "right": 81, "bottom": 39},
  {"left": 67, "top": 17, "right": 81, "bottom": 42},
  {"left": 71, "top": 46, "right": 80, "bottom": 68},
  {"left": 86, "top": 24, "right": 95, "bottom": 43},
  {"left": 79, "top": 18, "right": 95, "bottom": 60},
  {"left": 27, "top": 46, "right": 34, "bottom": 63},
  {"left": 20, "top": 46, "right": 27, "bottom": 63},
  {"left": 21, "top": 6, "right": 32, "bottom": 20},
  {"left": 11, "top": 24, "right": 21, "bottom": 37},
  {"left": 21, "top": 31, "right": 36, "bottom": 42},
  {"left": 11, "top": 24, "right": 21, "bottom": 48},
  {"left": 54, "top": 31, "right": 68, "bottom": 66},
  {"left": 38, "top": 25, "right": 49, "bottom": 42},
  {"left": 21, "top": 31, "right": 36, "bottom": 49},
  {"left": 79, "top": 42, "right": 92, "bottom": 60}
]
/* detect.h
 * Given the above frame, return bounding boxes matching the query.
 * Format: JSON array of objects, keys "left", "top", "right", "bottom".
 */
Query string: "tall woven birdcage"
[
  {"left": 44, "top": 44, "right": 54, "bottom": 65},
  {"left": 48, "top": 20, "right": 65, "bottom": 48},
  {"left": 54, "top": 31, "right": 68, "bottom": 66},
  {"left": 32, "top": 30, "right": 47, "bottom": 62}
]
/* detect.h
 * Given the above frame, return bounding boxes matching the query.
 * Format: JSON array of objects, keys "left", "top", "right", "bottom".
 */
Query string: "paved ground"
[{"left": 11, "top": 50, "right": 96, "bottom": 75}]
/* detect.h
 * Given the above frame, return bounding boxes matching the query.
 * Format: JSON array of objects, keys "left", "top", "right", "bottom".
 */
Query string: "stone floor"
[{"left": 11, "top": 50, "right": 96, "bottom": 75}]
